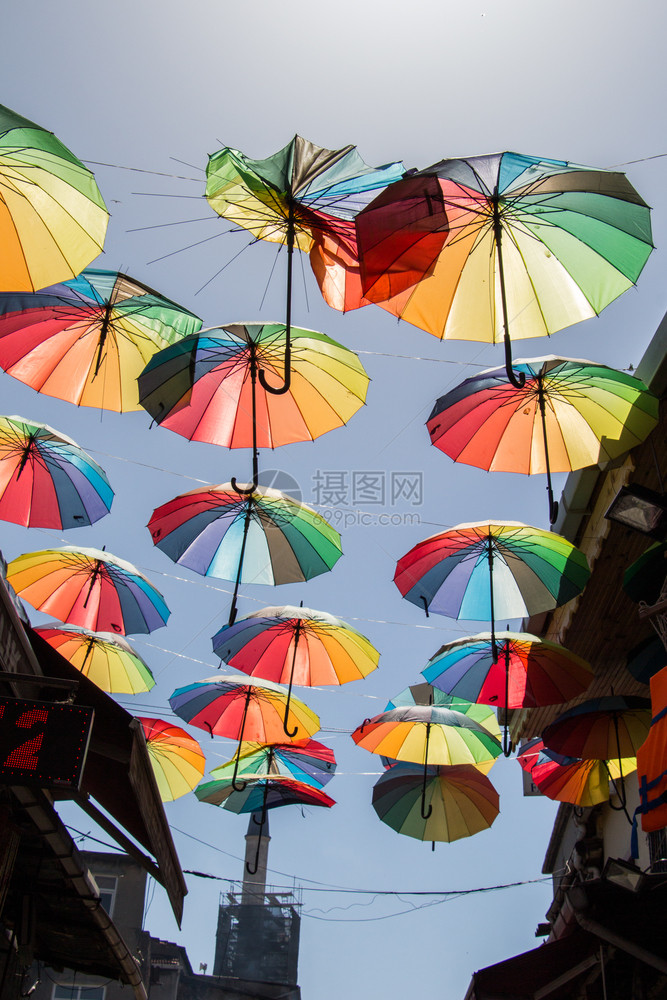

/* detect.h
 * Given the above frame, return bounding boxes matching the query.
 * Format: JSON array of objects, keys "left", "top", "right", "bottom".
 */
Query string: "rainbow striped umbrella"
[
  {"left": 206, "top": 137, "right": 403, "bottom": 391},
  {"left": 35, "top": 624, "right": 154, "bottom": 694},
  {"left": 149, "top": 484, "right": 342, "bottom": 625},
  {"left": 0, "top": 103, "right": 108, "bottom": 292},
  {"left": 394, "top": 521, "right": 590, "bottom": 641},
  {"left": 0, "top": 270, "right": 201, "bottom": 411},
  {"left": 139, "top": 717, "right": 206, "bottom": 802},
  {"left": 517, "top": 737, "right": 636, "bottom": 808},
  {"left": 196, "top": 774, "right": 335, "bottom": 814},
  {"left": 138, "top": 323, "right": 369, "bottom": 449},
  {"left": 382, "top": 684, "right": 500, "bottom": 773},
  {"left": 372, "top": 763, "right": 499, "bottom": 843},
  {"left": 213, "top": 604, "right": 377, "bottom": 736},
  {"left": 356, "top": 152, "right": 653, "bottom": 385},
  {"left": 0, "top": 415, "right": 113, "bottom": 529},
  {"left": 7, "top": 546, "right": 170, "bottom": 635},
  {"left": 426, "top": 357, "right": 658, "bottom": 522},
  {"left": 210, "top": 738, "right": 336, "bottom": 789},
  {"left": 422, "top": 632, "right": 593, "bottom": 709}
]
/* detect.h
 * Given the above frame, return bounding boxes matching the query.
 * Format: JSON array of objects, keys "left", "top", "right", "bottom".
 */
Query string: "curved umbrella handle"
[
  {"left": 231, "top": 687, "right": 253, "bottom": 791},
  {"left": 231, "top": 476, "right": 256, "bottom": 496},
  {"left": 231, "top": 750, "right": 247, "bottom": 793},
  {"left": 492, "top": 192, "right": 526, "bottom": 391},
  {"left": 502, "top": 638, "right": 512, "bottom": 757},
  {"left": 421, "top": 724, "right": 433, "bottom": 820},
  {"left": 503, "top": 336, "right": 526, "bottom": 390},
  {"left": 246, "top": 804, "right": 267, "bottom": 876},
  {"left": 259, "top": 201, "right": 294, "bottom": 396}
]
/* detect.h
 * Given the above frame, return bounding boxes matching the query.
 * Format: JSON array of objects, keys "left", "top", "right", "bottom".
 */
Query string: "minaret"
[{"left": 241, "top": 810, "right": 270, "bottom": 904}]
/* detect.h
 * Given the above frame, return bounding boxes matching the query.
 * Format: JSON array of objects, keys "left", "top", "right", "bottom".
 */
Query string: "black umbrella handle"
[
  {"left": 246, "top": 799, "right": 267, "bottom": 876},
  {"left": 493, "top": 194, "right": 525, "bottom": 390},
  {"left": 283, "top": 621, "right": 301, "bottom": 738},
  {"left": 231, "top": 687, "right": 252, "bottom": 791},
  {"left": 502, "top": 638, "right": 512, "bottom": 757},
  {"left": 259, "top": 201, "right": 293, "bottom": 395},
  {"left": 421, "top": 723, "right": 433, "bottom": 820},
  {"left": 537, "top": 376, "right": 559, "bottom": 524},
  {"left": 231, "top": 342, "right": 259, "bottom": 494}
]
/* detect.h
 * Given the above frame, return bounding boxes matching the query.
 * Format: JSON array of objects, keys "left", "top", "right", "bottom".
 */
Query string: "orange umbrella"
[{"left": 139, "top": 717, "right": 206, "bottom": 802}]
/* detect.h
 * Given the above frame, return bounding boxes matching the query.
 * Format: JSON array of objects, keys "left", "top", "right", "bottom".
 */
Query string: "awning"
[
  {"left": 26, "top": 628, "right": 187, "bottom": 925},
  {"left": 465, "top": 930, "right": 601, "bottom": 1000},
  {"left": 2, "top": 786, "right": 146, "bottom": 999}
]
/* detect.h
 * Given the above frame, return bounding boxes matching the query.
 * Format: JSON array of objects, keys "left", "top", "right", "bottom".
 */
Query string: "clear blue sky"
[{"left": 3, "top": 3, "right": 667, "bottom": 997}]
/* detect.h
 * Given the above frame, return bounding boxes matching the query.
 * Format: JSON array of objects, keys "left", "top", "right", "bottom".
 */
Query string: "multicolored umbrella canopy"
[
  {"left": 206, "top": 136, "right": 404, "bottom": 254},
  {"left": 34, "top": 623, "right": 155, "bottom": 694},
  {"left": 0, "top": 414, "right": 113, "bottom": 529},
  {"left": 517, "top": 737, "right": 636, "bottom": 808},
  {"left": 169, "top": 675, "right": 320, "bottom": 745},
  {"left": 0, "top": 103, "right": 108, "bottom": 292},
  {"left": 6, "top": 545, "right": 170, "bottom": 635},
  {"left": 205, "top": 137, "right": 404, "bottom": 390},
  {"left": 394, "top": 521, "right": 590, "bottom": 636},
  {"left": 355, "top": 152, "right": 653, "bottom": 384},
  {"left": 351, "top": 705, "right": 502, "bottom": 768},
  {"left": 139, "top": 717, "right": 206, "bottom": 802},
  {"left": 422, "top": 631, "right": 593, "bottom": 710},
  {"left": 372, "top": 762, "right": 499, "bottom": 843},
  {"left": 212, "top": 604, "right": 379, "bottom": 685},
  {"left": 426, "top": 357, "right": 659, "bottom": 522},
  {"left": 138, "top": 322, "right": 369, "bottom": 449},
  {"left": 212, "top": 603, "right": 378, "bottom": 736},
  {"left": 382, "top": 684, "right": 500, "bottom": 774},
  {"left": 148, "top": 484, "right": 343, "bottom": 625},
  {"left": 0, "top": 269, "right": 202, "bottom": 411},
  {"left": 209, "top": 738, "right": 336, "bottom": 788},
  {"left": 542, "top": 696, "right": 652, "bottom": 761},
  {"left": 196, "top": 773, "right": 335, "bottom": 813}
]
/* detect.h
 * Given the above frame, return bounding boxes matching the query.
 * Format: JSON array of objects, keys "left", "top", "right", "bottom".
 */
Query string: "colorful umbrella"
[
  {"left": 0, "top": 269, "right": 201, "bottom": 411},
  {"left": 137, "top": 321, "right": 369, "bottom": 460},
  {"left": 517, "top": 737, "right": 636, "bottom": 808},
  {"left": 352, "top": 704, "right": 502, "bottom": 819},
  {"left": 383, "top": 685, "right": 500, "bottom": 773},
  {"left": 426, "top": 357, "right": 658, "bottom": 523},
  {"left": 542, "top": 696, "right": 651, "bottom": 760},
  {"left": 196, "top": 773, "right": 335, "bottom": 873},
  {"left": 205, "top": 136, "right": 403, "bottom": 390},
  {"left": 212, "top": 603, "right": 378, "bottom": 735},
  {"left": 6, "top": 545, "right": 170, "bottom": 635},
  {"left": 209, "top": 738, "right": 336, "bottom": 788},
  {"left": 372, "top": 762, "right": 499, "bottom": 843},
  {"left": 169, "top": 674, "right": 320, "bottom": 791},
  {"left": 34, "top": 623, "right": 155, "bottom": 694},
  {"left": 356, "top": 152, "right": 653, "bottom": 385},
  {"left": 0, "top": 103, "right": 108, "bottom": 292},
  {"left": 422, "top": 632, "right": 593, "bottom": 709},
  {"left": 148, "top": 484, "right": 342, "bottom": 625},
  {"left": 196, "top": 773, "right": 335, "bottom": 813},
  {"left": 394, "top": 521, "right": 590, "bottom": 649},
  {"left": 0, "top": 414, "right": 113, "bottom": 528},
  {"left": 139, "top": 717, "right": 206, "bottom": 802}
]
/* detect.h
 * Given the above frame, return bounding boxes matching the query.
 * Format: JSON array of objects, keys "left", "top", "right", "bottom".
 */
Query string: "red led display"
[{"left": 0, "top": 696, "right": 93, "bottom": 789}]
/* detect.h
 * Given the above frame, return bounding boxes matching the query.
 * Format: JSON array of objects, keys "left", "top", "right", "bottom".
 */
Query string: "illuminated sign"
[{"left": 0, "top": 696, "right": 93, "bottom": 789}]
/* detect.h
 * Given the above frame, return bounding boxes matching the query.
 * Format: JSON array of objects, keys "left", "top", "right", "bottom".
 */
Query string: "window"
[
  {"left": 93, "top": 875, "right": 117, "bottom": 916},
  {"left": 52, "top": 985, "right": 106, "bottom": 1000}
]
